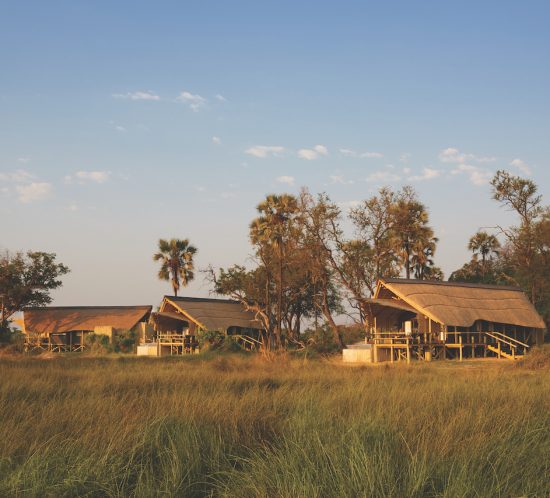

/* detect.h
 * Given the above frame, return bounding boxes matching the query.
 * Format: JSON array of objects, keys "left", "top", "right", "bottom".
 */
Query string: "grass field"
[{"left": 0, "top": 351, "right": 549, "bottom": 497}]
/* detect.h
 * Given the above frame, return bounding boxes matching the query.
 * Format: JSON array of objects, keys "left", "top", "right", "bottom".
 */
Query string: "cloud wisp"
[
  {"left": 298, "top": 145, "right": 328, "bottom": 161},
  {"left": 339, "top": 148, "right": 383, "bottom": 159},
  {"left": 245, "top": 145, "right": 286, "bottom": 158},
  {"left": 112, "top": 91, "right": 160, "bottom": 101},
  {"left": 176, "top": 90, "right": 207, "bottom": 111}
]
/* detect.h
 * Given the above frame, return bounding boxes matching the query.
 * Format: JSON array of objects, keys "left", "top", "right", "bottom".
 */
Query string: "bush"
[
  {"left": 197, "top": 329, "right": 225, "bottom": 350},
  {"left": 112, "top": 329, "right": 138, "bottom": 353},
  {"left": 0, "top": 325, "right": 24, "bottom": 345},
  {"left": 516, "top": 344, "right": 550, "bottom": 370},
  {"left": 85, "top": 333, "right": 111, "bottom": 354},
  {"left": 302, "top": 324, "right": 340, "bottom": 354}
]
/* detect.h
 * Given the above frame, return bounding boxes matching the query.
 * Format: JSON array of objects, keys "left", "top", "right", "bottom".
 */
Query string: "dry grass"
[{"left": 0, "top": 352, "right": 549, "bottom": 497}]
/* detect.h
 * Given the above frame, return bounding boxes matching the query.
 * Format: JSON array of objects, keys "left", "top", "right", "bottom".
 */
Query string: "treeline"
[{"left": 202, "top": 170, "right": 550, "bottom": 350}]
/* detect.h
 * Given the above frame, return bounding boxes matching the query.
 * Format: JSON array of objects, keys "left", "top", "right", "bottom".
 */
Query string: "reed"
[{"left": 0, "top": 351, "right": 548, "bottom": 497}]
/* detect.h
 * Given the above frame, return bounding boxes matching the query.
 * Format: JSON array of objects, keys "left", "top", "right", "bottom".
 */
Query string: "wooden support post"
[
  {"left": 471, "top": 335, "right": 475, "bottom": 359},
  {"left": 406, "top": 338, "right": 411, "bottom": 364},
  {"left": 459, "top": 335, "right": 463, "bottom": 361}
]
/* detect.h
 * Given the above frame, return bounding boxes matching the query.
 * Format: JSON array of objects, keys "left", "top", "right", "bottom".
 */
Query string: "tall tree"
[
  {"left": 250, "top": 194, "right": 298, "bottom": 347},
  {"left": 391, "top": 187, "right": 432, "bottom": 279},
  {"left": 153, "top": 238, "right": 197, "bottom": 296},
  {"left": 411, "top": 234, "right": 438, "bottom": 280},
  {"left": 491, "top": 170, "right": 543, "bottom": 303},
  {"left": 467, "top": 231, "right": 500, "bottom": 276},
  {"left": 0, "top": 251, "right": 70, "bottom": 328}
]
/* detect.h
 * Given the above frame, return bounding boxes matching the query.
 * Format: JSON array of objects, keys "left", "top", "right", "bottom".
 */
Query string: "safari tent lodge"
[
  {"left": 22, "top": 306, "right": 153, "bottom": 352},
  {"left": 346, "top": 278, "right": 546, "bottom": 363},
  {"left": 146, "top": 296, "right": 264, "bottom": 355}
]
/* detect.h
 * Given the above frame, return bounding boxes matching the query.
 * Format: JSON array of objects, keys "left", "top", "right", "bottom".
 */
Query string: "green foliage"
[
  {"left": 302, "top": 324, "right": 341, "bottom": 353},
  {"left": 0, "top": 251, "right": 69, "bottom": 326},
  {"left": 113, "top": 328, "right": 138, "bottom": 353},
  {"left": 84, "top": 333, "right": 111, "bottom": 353},
  {"left": 0, "top": 325, "right": 24, "bottom": 349},
  {"left": 0, "top": 356, "right": 548, "bottom": 497},
  {"left": 153, "top": 238, "right": 197, "bottom": 296},
  {"left": 197, "top": 329, "right": 225, "bottom": 350}
]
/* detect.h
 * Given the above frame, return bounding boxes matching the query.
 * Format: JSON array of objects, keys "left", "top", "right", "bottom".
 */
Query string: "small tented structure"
[
  {"left": 22, "top": 306, "right": 152, "bottom": 352},
  {"left": 351, "top": 278, "right": 546, "bottom": 363},
  {"left": 150, "top": 296, "right": 264, "bottom": 355}
]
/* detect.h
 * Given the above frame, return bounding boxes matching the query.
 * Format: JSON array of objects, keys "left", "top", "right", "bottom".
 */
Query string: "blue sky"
[{"left": 1, "top": 1, "right": 549, "bottom": 306}]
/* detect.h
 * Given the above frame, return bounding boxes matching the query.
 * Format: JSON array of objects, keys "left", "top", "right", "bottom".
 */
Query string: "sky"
[{"left": 1, "top": 1, "right": 549, "bottom": 307}]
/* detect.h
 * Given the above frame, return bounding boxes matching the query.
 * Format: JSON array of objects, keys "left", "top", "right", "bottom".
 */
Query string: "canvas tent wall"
[
  {"left": 23, "top": 306, "right": 153, "bottom": 349},
  {"left": 362, "top": 278, "right": 546, "bottom": 362}
]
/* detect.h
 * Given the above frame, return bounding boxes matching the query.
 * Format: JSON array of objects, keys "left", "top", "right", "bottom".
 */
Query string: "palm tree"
[
  {"left": 468, "top": 231, "right": 500, "bottom": 275},
  {"left": 391, "top": 189, "right": 431, "bottom": 279},
  {"left": 411, "top": 235, "right": 438, "bottom": 279},
  {"left": 153, "top": 238, "right": 197, "bottom": 296},
  {"left": 250, "top": 194, "right": 298, "bottom": 347}
]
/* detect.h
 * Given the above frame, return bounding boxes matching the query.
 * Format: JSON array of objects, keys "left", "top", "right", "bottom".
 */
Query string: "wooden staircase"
[{"left": 484, "top": 331, "right": 529, "bottom": 360}]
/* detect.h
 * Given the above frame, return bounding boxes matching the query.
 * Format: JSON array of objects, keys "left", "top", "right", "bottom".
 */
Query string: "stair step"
[{"left": 486, "top": 345, "right": 523, "bottom": 360}]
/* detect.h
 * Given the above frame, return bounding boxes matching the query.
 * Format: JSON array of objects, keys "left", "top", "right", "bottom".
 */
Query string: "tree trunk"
[
  {"left": 277, "top": 246, "right": 283, "bottom": 349},
  {"left": 321, "top": 288, "right": 344, "bottom": 350}
]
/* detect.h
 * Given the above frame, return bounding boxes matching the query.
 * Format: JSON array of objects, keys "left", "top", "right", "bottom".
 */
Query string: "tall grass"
[{"left": 0, "top": 352, "right": 548, "bottom": 497}]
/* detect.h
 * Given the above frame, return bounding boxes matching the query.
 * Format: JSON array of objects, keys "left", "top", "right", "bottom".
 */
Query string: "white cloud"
[
  {"left": 245, "top": 145, "right": 285, "bottom": 158},
  {"left": 16, "top": 182, "right": 53, "bottom": 203},
  {"left": 400, "top": 153, "right": 411, "bottom": 163},
  {"left": 215, "top": 94, "right": 227, "bottom": 102},
  {"left": 366, "top": 171, "right": 401, "bottom": 183},
  {"left": 176, "top": 90, "right": 207, "bottom": 111},
  {"left": 408, "top": 167, "right": 441, "bottom": 182},
  {"left": 298, "top": 144, "right": 328, "bottom": 160},
  {"left": 339, "top": 148, "right": 383, "bottom": 159},
  {"left": 329, "top": 175, "right": 354, "bottom": 185},
  {"left": 0, "top": 169, "right": 35, "bottom": 183},
  {"left": 451, "top": 164, "right": 492, "bottom": 186},
  {"left": 17, "top": 157, "right": 30, "bottom": 163},
  {"left": 112, "top": 91, "right": 160, "bottom": 101},
  {"left": 115, "top": 125, "right": 127, "bottom": 132},
  {"left": 66, "top": 171, "right": 111, "bottom": 184},
  {"left": 212, "top": 136, "right": 221, "bottom": 145},
  {"left": 510, "top": 158, "right": 531, "bottom": 175},
  {"left": 276, "top": 175, "right": 295, "bottom": 186},
  {"left": 438, "top": 147, "right": 496, "bottom": 164}
]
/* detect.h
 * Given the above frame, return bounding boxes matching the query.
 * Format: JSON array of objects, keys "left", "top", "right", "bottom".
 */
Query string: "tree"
[
  {"left": 250, "top": 194, "right": 298, "bottom": 348},
  {"left": 391, "top": 187, "right": 432, "bottom": 279},
  {"left": 467, "top": 231, "right": 500, "bottom": 276},
  {"left": 153, "top": 238, "right": 197, "bottom": 296},
  {"left": 349, "top": 187, "right": 400, "bottom": 282},
  {"left": 0, "top": 251, "right": 70, "bottom": 328},
  {"left": 490, "top": 170, "right": 543, "bottom": 304},
  {"left": 208, "top": 264, "right": 273, "bottom": 348},
  {"left": 411, "top": 234, "right": 438, "bottom": 280}
]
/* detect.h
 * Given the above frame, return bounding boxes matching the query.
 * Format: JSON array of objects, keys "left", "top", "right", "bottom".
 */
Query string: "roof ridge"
[
  {"left": 382, "top": 278, "right": 523, "bottom": 291},
  {"left": 24, "top": 305, "right": 152, "bottom": 310}
]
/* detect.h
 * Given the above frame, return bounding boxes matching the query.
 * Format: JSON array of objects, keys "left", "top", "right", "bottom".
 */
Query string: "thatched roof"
[
  {"left": 161, "top": 296, "right": 263, "bottom": 331},
  {"left": 23, "top": 306, "right": 152, "bottom": 335},
  {"left": 376, "top": 278, "right": 546, "bottom": 329}
]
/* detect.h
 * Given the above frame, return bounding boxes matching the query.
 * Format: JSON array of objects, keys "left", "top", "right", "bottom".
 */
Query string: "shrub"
[
  {"left": 516, "top": 344, "right": 550, "bottom": 370},
  {"left": 197, "top": 329, "right": 225, "bottom": 350},
  {"left": 112, "top": 329, "right": 138, "bottom": 353},
  {"left": 84, "top": 333, "right": 111, "bottom": 353}
]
